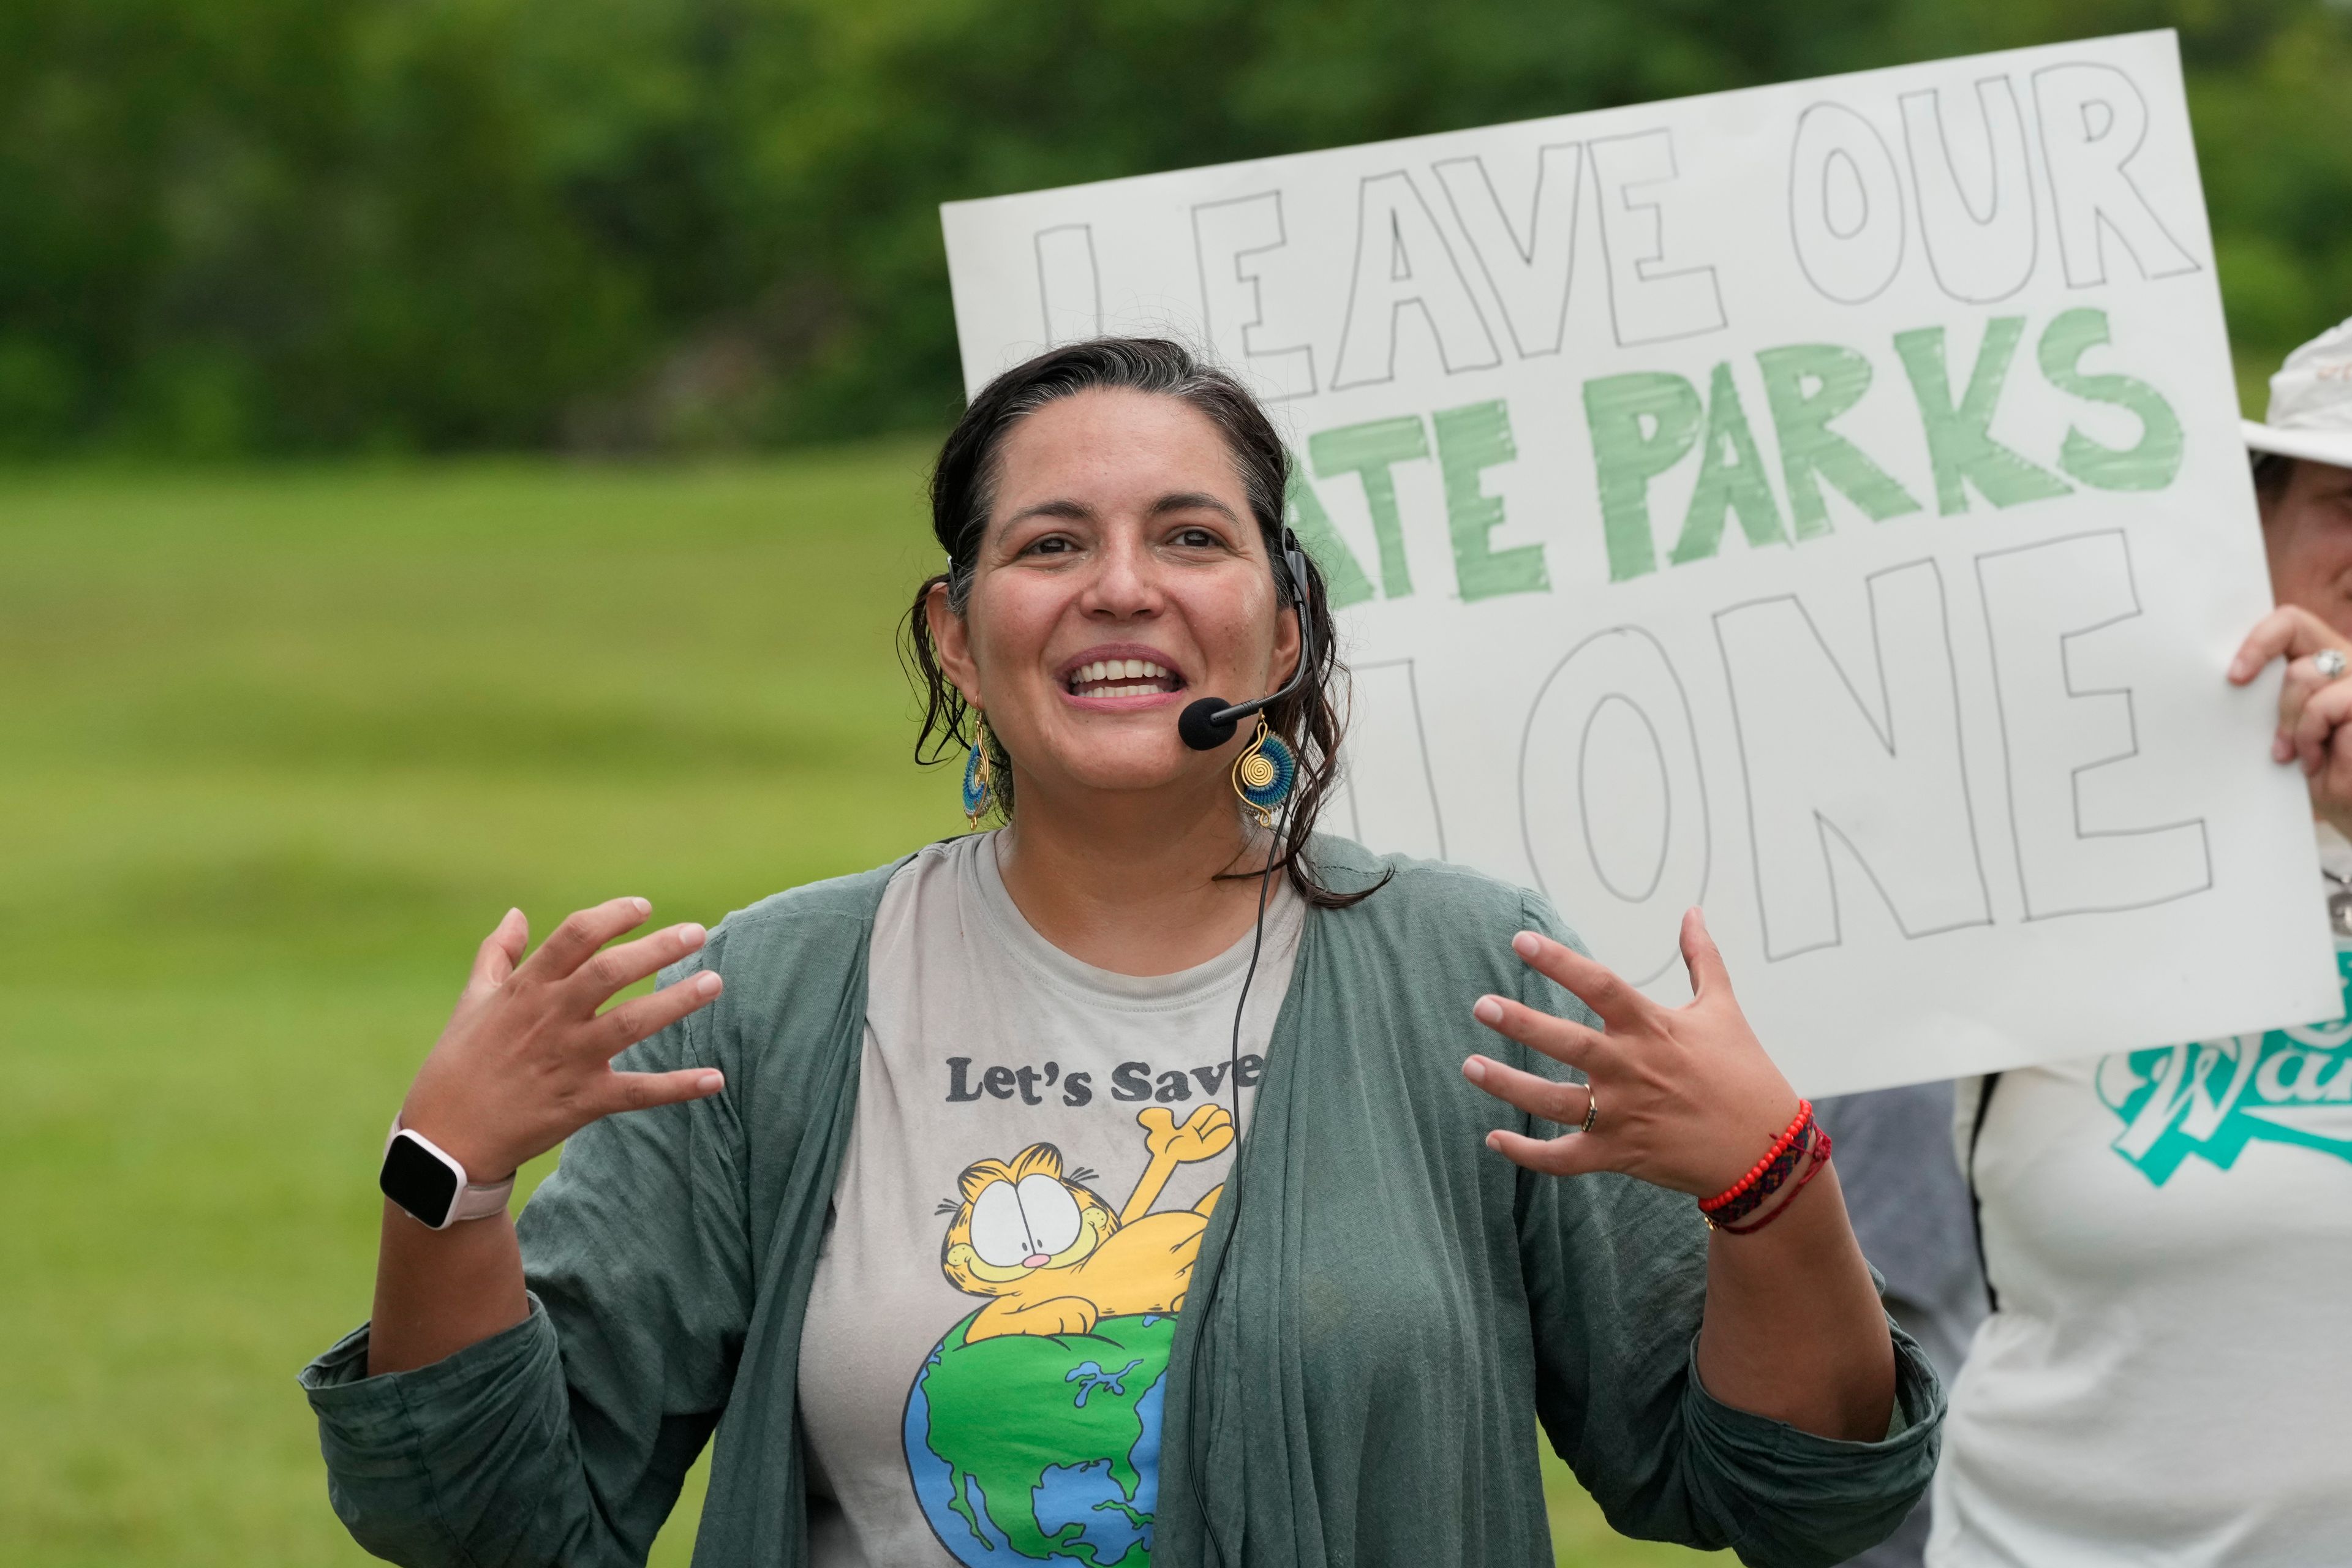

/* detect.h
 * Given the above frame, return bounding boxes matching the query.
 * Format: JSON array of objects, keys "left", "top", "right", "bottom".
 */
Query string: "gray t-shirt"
[
  {"left": 796, "top": 831, "right": 1302, "bottom": 1568},
  {"left": 1814, "top": 1082, "right": 1989, "bottom": 1568}
]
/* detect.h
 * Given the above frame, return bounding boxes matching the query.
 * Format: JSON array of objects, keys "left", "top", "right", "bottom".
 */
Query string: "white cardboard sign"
[{"left": 940, "top": 30, "right": 2340, "bottom": 1095}]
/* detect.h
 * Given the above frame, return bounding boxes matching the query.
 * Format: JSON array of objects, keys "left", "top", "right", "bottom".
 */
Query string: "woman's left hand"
[
  {"left": 1460, "top": 908, "right": 1800, "bottom": 1199},
  {"left": 1466, "top": 908, "right": 1898, "bottom": 1441}
]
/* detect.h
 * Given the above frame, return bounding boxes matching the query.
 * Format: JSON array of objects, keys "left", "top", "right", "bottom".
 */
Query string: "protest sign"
[{"left": 940, "top": 30, "right": 2340, "bottom": 1094}]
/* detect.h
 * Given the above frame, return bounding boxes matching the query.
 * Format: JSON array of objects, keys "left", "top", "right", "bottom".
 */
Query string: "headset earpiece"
[{"left": 1277, "top": 528, "right": 1310, "bottom": 609}]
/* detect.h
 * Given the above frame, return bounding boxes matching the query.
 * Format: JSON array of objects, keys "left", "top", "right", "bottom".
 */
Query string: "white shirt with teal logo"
[{"left": 1931, "top": 826, "right": 2352, "bottom": 1567}]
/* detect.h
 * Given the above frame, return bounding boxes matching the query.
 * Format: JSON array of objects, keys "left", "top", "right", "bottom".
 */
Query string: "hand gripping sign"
[{"left": 940, "top": 31, "right": 2340, "bottom": 1095}]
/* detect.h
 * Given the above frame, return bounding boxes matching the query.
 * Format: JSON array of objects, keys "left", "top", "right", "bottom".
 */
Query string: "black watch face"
[{"left": 381, "top": 1133, "right": 462, "bottom": 1227}]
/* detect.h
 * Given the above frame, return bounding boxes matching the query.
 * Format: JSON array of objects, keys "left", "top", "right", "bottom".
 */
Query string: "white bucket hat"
[{"left": 2243, "top": 315, "right": 2352, "bottom": 470}]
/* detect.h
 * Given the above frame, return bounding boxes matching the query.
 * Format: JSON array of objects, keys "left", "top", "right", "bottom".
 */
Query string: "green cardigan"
[{"left": 301, "top": 839, "right": 1940, "bottom": 1567}]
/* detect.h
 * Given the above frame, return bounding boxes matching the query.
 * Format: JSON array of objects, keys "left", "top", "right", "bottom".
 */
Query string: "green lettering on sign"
[
  {"left": 1433, "top": 399, "right": 1548, "bottom": 601},
  {"left": 1581, "top": 371, "right": 1702, "bottom": 582},
  {"left": 1755, "top": 344, "right": 1922, "bottom": 537},
  {"left": 1284, "top": 464, "right": 1377, "bottom": 609},
  {"left": 1309, "top": 416, "right": 1430, "bottom": 598},
  {"left": 1670, "top": 362, "right": 1788, "bottom": 565},
  {"left": 2037, "top": 307, "right": 2184, "bottom": 492},
  {"left": 1895, "top": 317, "right": 2071, "bottom": 515}
]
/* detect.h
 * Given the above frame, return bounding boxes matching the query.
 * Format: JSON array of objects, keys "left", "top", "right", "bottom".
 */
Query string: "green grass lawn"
[{"left": 0, "top": 451, "right": 1713, "bottom": 1566}]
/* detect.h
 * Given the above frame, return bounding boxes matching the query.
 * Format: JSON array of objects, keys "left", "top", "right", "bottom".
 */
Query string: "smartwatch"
[{"left": 379, "top": 1117, "right": 516, "bottom": 1230}]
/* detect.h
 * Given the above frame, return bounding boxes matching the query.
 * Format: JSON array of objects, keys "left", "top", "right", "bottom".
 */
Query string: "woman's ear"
[
  {"left": 925, "top": 579, "right": 983, "bottom": 709},
  {"left": 1270, "top": 598, "right": 1304, "bottom": 691}
]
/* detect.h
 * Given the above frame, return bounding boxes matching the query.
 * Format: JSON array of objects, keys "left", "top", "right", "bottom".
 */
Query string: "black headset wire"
[
  {"left": 1182, "top": 777, "right": 1290, "bottom": 1567},
  {"left": 1181, "top": 545, "right": 1311, "bottom": 1566}
]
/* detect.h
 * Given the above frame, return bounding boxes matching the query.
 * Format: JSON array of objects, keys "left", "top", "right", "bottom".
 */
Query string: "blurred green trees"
[{"left": 0, "top": 0, "right": 2344, "bottom": 456}]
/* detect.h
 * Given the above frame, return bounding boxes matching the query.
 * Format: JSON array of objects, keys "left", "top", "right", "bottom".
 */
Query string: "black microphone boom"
[
  {"left": 1178, "top": 695, "right": 1244, "bottom": 751},
  {"left": 1178, "top": 538, "right": 1318, "bottom": 751}
]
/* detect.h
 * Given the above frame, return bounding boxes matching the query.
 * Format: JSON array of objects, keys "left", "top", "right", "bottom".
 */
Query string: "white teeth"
[
  {"left": 1071, "top": 658, "right": 1176, "bottom": 683},
  {"left": 1068, "top": 657, "right": 1180, "bottom": 698}
]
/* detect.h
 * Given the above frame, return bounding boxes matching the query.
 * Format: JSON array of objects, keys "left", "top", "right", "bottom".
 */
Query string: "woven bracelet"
[
  {"left": 1698, "top": 1099, "right": 1813, "bottom": 1218},
  {"left": 1709, "top": 1126, "right": 1833, "bottom": 1235}
]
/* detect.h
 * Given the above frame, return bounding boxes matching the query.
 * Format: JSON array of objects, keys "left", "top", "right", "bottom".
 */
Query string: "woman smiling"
[{"left": 303, "top": 339, "right": 1940, "bottom": 1568}]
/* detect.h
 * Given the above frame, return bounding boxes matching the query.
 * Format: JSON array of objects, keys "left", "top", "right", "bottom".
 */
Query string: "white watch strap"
[
  {"left": 448, "top": 1172, "right": 517, "bottom": 1223},
  {"left": 385, "top": 1115, "right": 517, "bottom": 1224}
]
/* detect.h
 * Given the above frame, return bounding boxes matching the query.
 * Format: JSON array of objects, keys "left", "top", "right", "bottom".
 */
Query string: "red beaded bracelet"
[
  {"left": 1709, "top": 1126, "right": 1833, "bottom": 1235},
  {"left": 1698, "top": 1099, "right": 1814, "bottom": 1215}
]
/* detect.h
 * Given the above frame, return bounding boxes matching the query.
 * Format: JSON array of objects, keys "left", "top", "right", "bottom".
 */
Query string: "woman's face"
[
  {"left": 2264, "top": 459, "right": 2352, "bottom": 635},
  {"left": 930, "top": 387, "right": 1299, "bottom": 809}
]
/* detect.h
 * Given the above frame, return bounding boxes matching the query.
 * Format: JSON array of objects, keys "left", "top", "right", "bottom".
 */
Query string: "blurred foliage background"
[{"left": 2, "top": 0, "right": 2348, "bottom": 462}]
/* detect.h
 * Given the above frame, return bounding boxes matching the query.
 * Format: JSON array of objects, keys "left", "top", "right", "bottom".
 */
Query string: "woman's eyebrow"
[
  {"left": 1003, "top": 498, "right": 1093, "bottom": 526},
  {"left": 1152, "top": 491, "right": 1242, "bottom": 523},
  {"left": 1002, "top": 492, "right": 1240, "bottom": 527}
]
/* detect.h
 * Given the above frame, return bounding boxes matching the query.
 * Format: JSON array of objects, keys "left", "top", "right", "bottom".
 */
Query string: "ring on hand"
[
  {"left": 1580, "top": 1087, "right": 1600, "bottom": 1135},
  {"left": 2319, "top": 650, "right": 2347, "bottom": 682}
]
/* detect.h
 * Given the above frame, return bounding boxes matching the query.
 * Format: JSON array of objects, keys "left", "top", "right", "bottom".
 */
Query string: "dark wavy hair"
[
  {"left": 2252, "top": 449, "right": 2297, "bottom": 509},
  {"left": 902, "top": 336, "right": 1375, "bottom": 907}
]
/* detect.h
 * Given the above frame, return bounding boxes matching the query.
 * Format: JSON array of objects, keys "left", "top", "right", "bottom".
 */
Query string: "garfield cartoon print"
[
  {"left": 942, "top": 1104, "right": 1232, "bottom": 1342},
  {"left": 903, "top": 1105, "right": 1234, "bottom": 1566}
]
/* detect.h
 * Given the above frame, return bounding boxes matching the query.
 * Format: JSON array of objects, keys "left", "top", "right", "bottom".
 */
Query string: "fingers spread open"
[
  {"left": 1483, "top": 1126, "right": 1608, "bottom": 1178},
  {"left": 598, "top": 1066, "right": 727, "bottom": 1117},
  {"left": 1461, "top": 1054, "right": 1591, "bottom": 1126},
  {"left": 596, "top": 968, "right": 723, "bottom": 1058},
  {"left": 520, "top": 897, "right": 654, "bottom": 985},
  {"left": 1679, "top": 908, "right": 1733, "bottom": 1003},
  {"left": 1471, "top": 992, "right": 1607, "bottom": 1069},
  {"left": 466, "top": 908, "right": 529, "bottom": 996},
  {"left": 1508, "top": 931, "right": 1650, "bottom": 1032},
  {"left": 568, "top": 922, "right": 710, "bottom": 1009}
]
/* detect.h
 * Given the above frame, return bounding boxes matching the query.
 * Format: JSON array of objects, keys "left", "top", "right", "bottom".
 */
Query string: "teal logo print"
[{"left": 2098, "top": 952, "right": 2352, "bottom": 1185}]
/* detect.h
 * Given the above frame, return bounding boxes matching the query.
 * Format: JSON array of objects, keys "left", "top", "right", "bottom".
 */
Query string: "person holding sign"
[
  {"left": 1937, "top": 317, "right": 2352, "bottom": 1566},
  {"left": 303, "top": 338, "right": 1940, "bottom": 1568}
]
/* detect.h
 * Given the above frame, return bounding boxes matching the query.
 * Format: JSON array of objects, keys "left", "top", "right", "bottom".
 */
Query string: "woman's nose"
[{"left": 1082, "top": 535, "right": 1163, "bottom": 616}]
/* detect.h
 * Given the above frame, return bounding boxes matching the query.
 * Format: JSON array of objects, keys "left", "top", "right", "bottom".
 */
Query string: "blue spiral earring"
[
  {"left": 1231, "top": 716, "right": 1297, "bottom": 829},
  {"left": 962, "top": 718, "right": 997, "bottom": 831}
]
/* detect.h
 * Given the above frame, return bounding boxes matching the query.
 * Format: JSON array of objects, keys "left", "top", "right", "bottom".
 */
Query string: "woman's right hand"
[
  {"left": 397, "top": 898, "right": 728, "bottom": 1184},
  {"left": 2230, "top": 605, "right": 2352, "bottom": 836}
]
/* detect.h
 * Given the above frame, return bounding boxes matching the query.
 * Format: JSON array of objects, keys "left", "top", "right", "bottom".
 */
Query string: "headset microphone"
[{"left": 1177, "top": 530, "right": 1316, "bottom": 751}]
